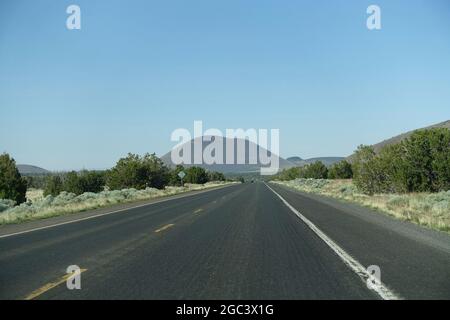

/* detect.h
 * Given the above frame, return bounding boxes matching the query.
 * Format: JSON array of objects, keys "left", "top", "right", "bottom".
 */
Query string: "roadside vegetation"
[
  {"left": 272, "top": 128, "right": 450, "bottom": 233},
  {"left": 0, "top": 152, "right": 235, "bottom": 225}
]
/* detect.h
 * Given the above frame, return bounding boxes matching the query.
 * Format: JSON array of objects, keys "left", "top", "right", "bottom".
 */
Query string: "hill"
[
  {"left": 161, "top": 136, "right": 294, "bottom": 174},
  {"left": 17, "top": 164, "right": 50, "bottom": 175},
  {"left": 369, "top": 120, "right": 450, "bottom": 154},
  {"left": 347, "top": 120, "right": 450, "bottom": 161},
  {"left": 286, "top": 156, "right": 344, "bottom": 167}
]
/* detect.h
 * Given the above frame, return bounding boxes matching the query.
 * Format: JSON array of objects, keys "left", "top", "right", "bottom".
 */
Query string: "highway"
[{"left": 0, "top": 182, "right": 449, "bottom": 300}]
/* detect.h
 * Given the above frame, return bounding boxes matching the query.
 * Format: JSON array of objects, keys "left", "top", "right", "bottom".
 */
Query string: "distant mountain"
[
  {"left": 161, "top": 136, "right": 294, "bottom": 174},
  {"left": 17, "top": 164, "right": 49, "bottom": 175},
  {"left": 304, "top": 157, "right": 345, "bottom": 166},
  {"left": 286, "top": 156, "right": 303, "bottom": 165},
  {"left": 286, "top": 156, "right": 344, "bottom": 167},
  {"left": 347, "top": 120, "right": 450, "bottom": 160}
]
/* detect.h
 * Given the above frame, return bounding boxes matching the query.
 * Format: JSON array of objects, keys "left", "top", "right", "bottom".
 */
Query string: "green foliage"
[
  {"left": 63, "top": 171, "right": 105, "bottom": 195},
  {"left": 352, "top": 128, "right": 450, "bottom": 194},
  {"left": 107, "top": 153, "right": 169, "bottom": 190},
  {"left": 276, "top": 167, "right": 302, "bottom": 181},
  {"left": 184, "top": 166, "right": 208, "bottom": 184},
  {"left": 275, "top": 161, "right": 328, "bottom": 180},
  {"left": 44, "top": 175, "right": 63, "bottom": 197},
  {"left": 207, "top": 171, "right": 225, "bottom": 182},
  {"left": 0, "top": 153, "right": 27, "bottom": 204},
  {"left": 168, "top": 165, "right": 186, "bottom": 186},
  {"left": 328, "top": 160, "right": 353, "bottom": 179},
  {"left": 300, "top": 161, "right": 328, "bottom": 179}
]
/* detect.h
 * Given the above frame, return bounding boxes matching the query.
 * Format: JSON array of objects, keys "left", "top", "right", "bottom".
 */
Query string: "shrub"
[
  {"left": 352, "top": 128, "right": 450, "bottom": 194},
  {"left": 44, "top": 176, "right": 63, "bottom": 197},
  {"left": 107, "top": 153, "right": 169, "bottom": 190},
  {"left": 300, "top": 161, "right": 328, "bottom": 179},
  {"left": 185, "top": 166, "right": 208, "bottom": 184},
  {"left": 328, "top": 160, "right": 353, "bottom": 179},
  {"left": 207, "top": 171, "right": 225, "bottom": 182},
  {"left": 0, "top": 153, "right": 27, "bottom": 204}
]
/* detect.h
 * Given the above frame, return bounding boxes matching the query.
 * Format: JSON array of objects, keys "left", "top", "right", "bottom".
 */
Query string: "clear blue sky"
[{"left": 1, "top": 0, "right": 449, "bottom": 171}]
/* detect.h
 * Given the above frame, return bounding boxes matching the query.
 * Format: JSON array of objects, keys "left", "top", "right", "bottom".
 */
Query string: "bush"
[
  {"left": 352, "top": 128, "right": 450, "bottom": 194},
  {"left": 168, "top": 165, "right": 186, "bottom": 186},
  {"left": 107, "top": 153, "right": 169, "bottom": 190},
  {"left": 63, "top": 171, "right": 105, "bottom": 195},
  {"left": 328, "top": 160, "right": 353, "bottom": 179},
  {"left": 185, "top": 166, "right": 208, "bottom": 184},
  {"left": 207, "top": 171, "right": 225, "bottom": 182},
  {"left": 44, "top": 175, "right": 64, "bottom": 197},
  {"left": 300, "top": 161, "right": 328, "bottom": 179},
  {"left": 0, "top": 153, "right": 27, "bottom": 204}
]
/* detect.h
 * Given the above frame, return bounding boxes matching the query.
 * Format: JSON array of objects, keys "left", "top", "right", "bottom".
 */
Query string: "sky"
[{"left": 1, "top": 0, "right": 449, "bottom": 171}]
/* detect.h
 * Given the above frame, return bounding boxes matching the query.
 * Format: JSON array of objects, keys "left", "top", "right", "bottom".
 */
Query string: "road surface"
[{"left": 1, "top": 182, "right": 449, "bottom": 300}]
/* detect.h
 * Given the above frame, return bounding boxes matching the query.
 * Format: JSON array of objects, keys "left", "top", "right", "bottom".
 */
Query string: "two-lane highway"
[{"left": 1, "top": 182, "right": 449, "bottom": 299}]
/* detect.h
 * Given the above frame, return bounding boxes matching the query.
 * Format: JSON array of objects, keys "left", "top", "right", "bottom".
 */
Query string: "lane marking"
[
  {"left": 24, "top": 268, "right": 87, "bottom": 300},
  {"left": 154, "top": 224, "right": 175, "bottom": 233},
  {"left": 0, "top": 184, "right": 238, "bottom": 239},
  {"left": 194, "top": 208, "right": 203, "bottom": 213},
  {"left": 264, "top": 183, "right": 401, "bottom": 300}
]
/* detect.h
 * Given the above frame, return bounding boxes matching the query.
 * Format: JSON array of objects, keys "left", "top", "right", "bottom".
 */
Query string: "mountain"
[
  {"left": 347, "top": 120, "right": 450, "bottom": 160},
  {"left": 161, "top": 136, "right": 294, "bottom": 174},
  {"left": 303, "top": 157, "right": 345, "bottom": 166},
  {"left": 286, "top": 156, "right": 303, "bottom": 165},
  {"left": 286, "top": 156, "right": 344, "bottom": 167},
  {"left": 17, "top": 164, "right": 49, "bottom": 175}
]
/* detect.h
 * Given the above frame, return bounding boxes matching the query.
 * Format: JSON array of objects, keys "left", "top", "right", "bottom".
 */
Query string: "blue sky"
[{"left": 1, "top": 0, "right": 449, "bottom": 170}]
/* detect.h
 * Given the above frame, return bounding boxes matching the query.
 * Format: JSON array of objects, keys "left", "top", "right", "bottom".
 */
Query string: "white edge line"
[
  {"left": 264, "top": 182, "right": 401, "bottom": 301},
  {"left": 0, "top": 184, "right": 236, "bottom": 239}
]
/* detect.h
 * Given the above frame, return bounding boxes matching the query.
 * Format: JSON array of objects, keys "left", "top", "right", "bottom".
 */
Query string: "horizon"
[{"left": 2, "top": 1, "right": 450, "bottom": 171}]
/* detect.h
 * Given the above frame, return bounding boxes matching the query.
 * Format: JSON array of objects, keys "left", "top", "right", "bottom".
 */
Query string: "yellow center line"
[
  {"left": 154, "top": 223, "right": 175, "bottom": 233},
  {"left": 194, "top": 208, "right": 203, "bottom": 213},
  {"left": 24, "top": 268, "right": 87, "bottom": 300}
]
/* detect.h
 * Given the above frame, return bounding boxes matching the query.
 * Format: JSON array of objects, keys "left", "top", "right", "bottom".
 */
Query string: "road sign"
[{"left": 178, "top": 171, "right": 186, "bottom": 179}]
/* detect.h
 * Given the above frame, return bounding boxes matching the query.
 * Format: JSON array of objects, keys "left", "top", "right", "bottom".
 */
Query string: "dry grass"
[
  {"left": 271, "top": 179, "right": 450, "bottom": 233},
  {"left": 0, "top": 181, "right": 236, "bottom": 225}
]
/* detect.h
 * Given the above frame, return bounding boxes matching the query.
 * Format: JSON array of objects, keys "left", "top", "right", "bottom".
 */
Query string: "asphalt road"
[{"left": 0, "top": 182, "right": 449, "bottom": 300}]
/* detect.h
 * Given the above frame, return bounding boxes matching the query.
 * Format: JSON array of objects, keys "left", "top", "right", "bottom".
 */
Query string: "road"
[{"left": 0, "top": 182, "right": 449, "bottom": 300}]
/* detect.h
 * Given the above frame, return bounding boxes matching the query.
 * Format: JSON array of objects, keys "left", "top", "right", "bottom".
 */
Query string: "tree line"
[
  {"left": 275, "top": 128, "right": 449, "bottom": 195},
  {"left": 0, "top": 152, "right": 227, "bottom": 204}
]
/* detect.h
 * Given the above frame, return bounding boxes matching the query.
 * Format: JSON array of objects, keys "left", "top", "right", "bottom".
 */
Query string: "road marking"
[
  {"left": 154, "top": 224, "right": 175, "bottom": 233},
  {"left": 24, "top": 268, "right": 87, "bottom": 300},
  {"left": 0, "top": 184, "right": 238, "bottom": 239},
  {"left": 194, "top": 208, "right": 203, "bottom": 213},
  {"left": 264, "top": 183, "right": 401, "bottom": 300}
]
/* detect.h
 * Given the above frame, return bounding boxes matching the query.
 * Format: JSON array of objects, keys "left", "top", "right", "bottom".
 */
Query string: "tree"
[
  {"left": 328, "top": 160, "right": 353, "bottom": 179},
  {"left": 402, "top": 129, "right": 450, "bottom": 192},
  {"left": 79, "top": 171, "right": 105, "bottom": 193},
  {"left": 44, "top": 175, "right": 63, "bottom": 197},
  {"left": 107, "top": 153, "right": 169, "bottom": 190},
  {"left": 0, "top": 153, "right": 27, "bottom": 204},
  {"left": 277, "top": 167, "right": 301, "bottom": 181},
  {"left": 207, "top": 171, "right": 225, "bottom": 182},
  {"left": 63, "top": 171, "right": 84, "bottom": 195},
  {"left": 352, "top": 128, "right": 450, "bottom": 194},
  {"left": 302, "top": 161, "right": 328, "bottom": 179},
  {"left": 63, "top": 170, "right": 105, "bottom": 195},
  {"left": 352, "top": 145, "right": 378, "bottom": 194},
  {"left": 168, "top": 165, "right": 185, "bottom": 186},
  {"left": 185, "top": 166, "right": 208, "bottom": 184}
]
